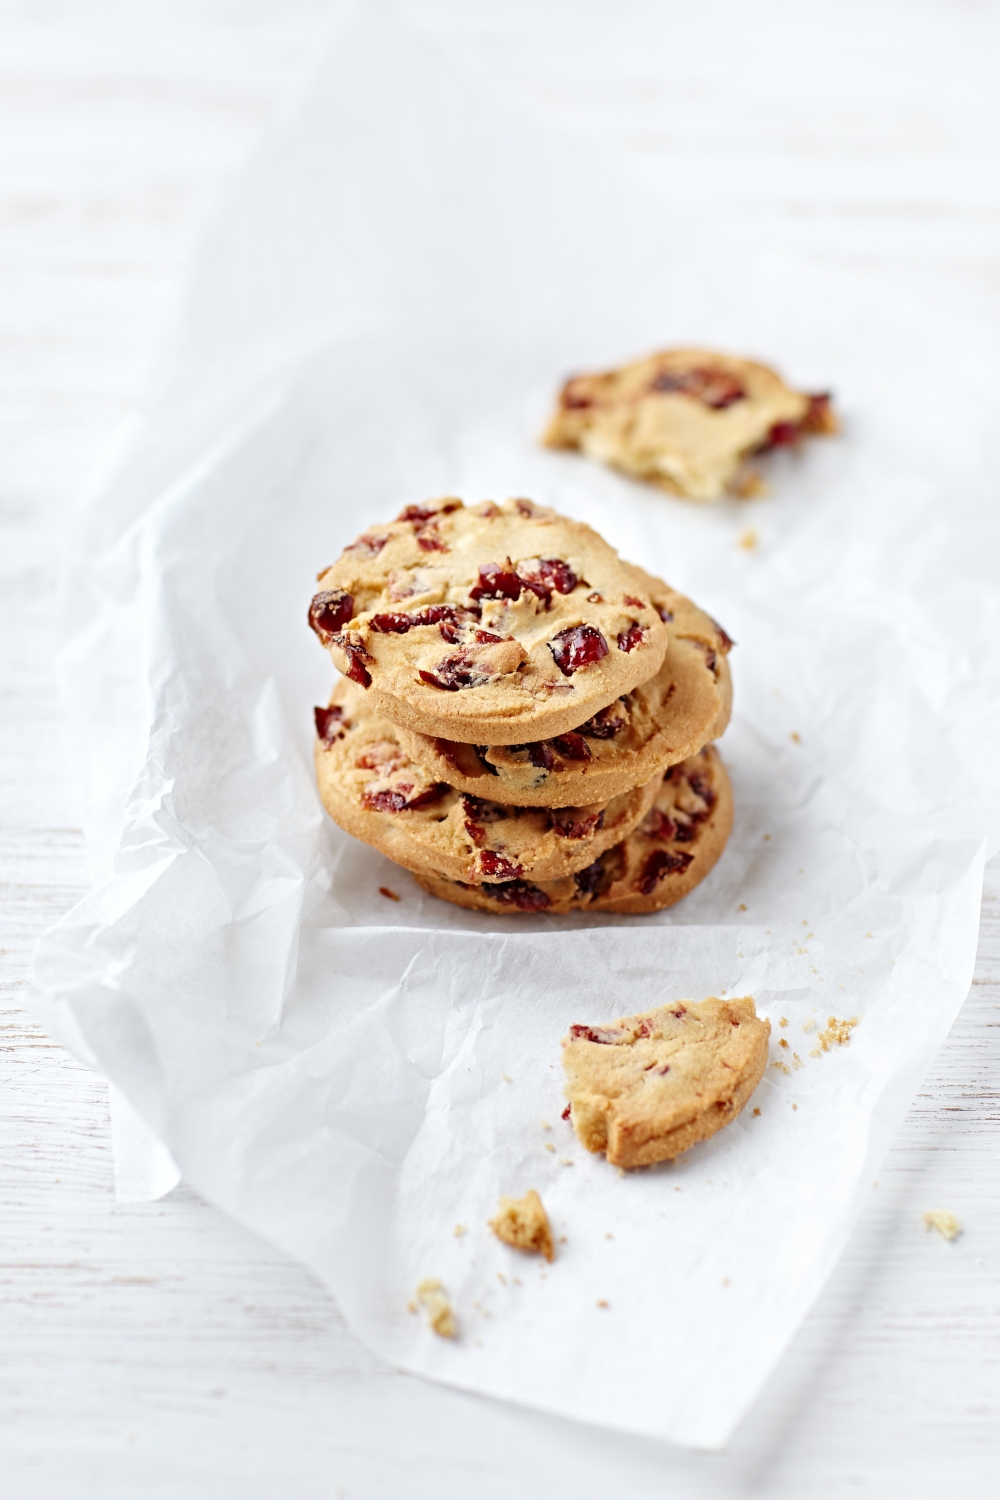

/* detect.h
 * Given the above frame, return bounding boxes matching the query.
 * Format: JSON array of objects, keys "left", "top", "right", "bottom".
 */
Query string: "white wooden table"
[{"left": 3, "top": 4, "right": 999, "bottom": 1494}]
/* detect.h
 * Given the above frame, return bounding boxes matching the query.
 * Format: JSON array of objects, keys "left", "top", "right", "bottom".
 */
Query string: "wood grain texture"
[{"left": 2, "top": 3, "right": 999, "bottom": 1495}]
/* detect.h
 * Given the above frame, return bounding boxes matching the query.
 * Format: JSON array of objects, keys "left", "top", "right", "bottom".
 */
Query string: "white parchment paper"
[{"left": 30, "top": 8, "right": 1000, "bottom": 1449}]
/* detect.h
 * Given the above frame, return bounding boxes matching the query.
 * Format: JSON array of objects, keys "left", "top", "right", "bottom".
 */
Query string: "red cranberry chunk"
[
  {"left": 369, "top": 605, "right": 456, "bottom": 635},
  {"left": 568, "top": 1024, "right": 625, "bottom": 1045},
  {"left": 362, "top": 788, "right": 410, "bottom": 813},
  {"left": 527, "top": 741, "right": 556, "bottom": 771},
  {"left": 406, "top": 783, "right": 448, "bottom": 810},
  {"left": 346, "top": 533, "right": 387, "bottom": 557},
  {"left": 470, "top": 560, "right": 522, "bottom": 602},
  {"left": 642, "top": 808, "right": 678, "bottom": 841},
  {"left": 552, "top": 732, "right": 592, "bottom": 762},
  {"left": 549, "top": 624, "right": 609, "bottom": 676},
  {"left": 560, "top": 379, "right": 593, "bottom": 411},
  {"left": 575, "top": 858, "right": 605, "bottom": 896},
  {"left": 579, "top": 702, "right": 627, "bottom": 740},
  {"left": 515, "top": 499, "right": 538, "bottom": 518},
  {"left": 520, "top": 558, "right": 578, "bottom": 601},
  {"left": 617, "top": 621, "right": 645, "bottom": 653},
  {"left": 688, "top": 774, "right": 715, "bottom": 809},
  {"left": 478, "top": 850, "right": 523, "bottom": 880},
  {"left": 309, "top": 589, "right": 355, "bottom": 643},
  {"left": 484, "top": 878, "right": 551, "bottom": 911},
  {"left": 658, "top": 605, "right": 675, "bottom": 624},
  {"left": 419, "top": 653, "right": 493, "bottom": 691},
  {"left": 764, "top": 420, "right": 800, "bottom": 449},
  {"left": 638, "top": 848, "right": 693, "bottom": 894},
  {"left": 314, "top": 704, "right": 347, "bottom": 744},
  {"left": 551, "top": 809, "right": 602, "bottom": 840},
  {"left": 650, "top": 365, "right": 746, "bottom": 410},
  {"left": 397, "top": 501, "right": 459, "bottom": 529},
  {"left": 561, "top": 1103, "right": 572, "bottom": 1120},
  {"left": 333, "top": 634, "right": 372, "bottom": 688},
  {"left": 417, "top": 531, "right": 448, "bottom": 553},
  {"left": 711, "top": 618, "right": 735, "bottom": 652},
  {"left": 623, "top": 595, "right": 646, "bottom": 609}
]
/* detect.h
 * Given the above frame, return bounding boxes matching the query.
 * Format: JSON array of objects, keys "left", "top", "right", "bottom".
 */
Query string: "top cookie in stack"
[{"left": 309, "top": 497, "right": 735, "bottom": 915}]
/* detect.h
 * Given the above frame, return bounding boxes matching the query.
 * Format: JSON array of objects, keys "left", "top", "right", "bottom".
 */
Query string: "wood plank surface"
[{"left": 2, "top": 3, "right": 998, "bottom": 1495}]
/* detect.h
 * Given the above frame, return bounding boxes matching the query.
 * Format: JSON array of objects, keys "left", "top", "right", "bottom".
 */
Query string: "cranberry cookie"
[
  {"left": 392, "top": 577, "right": 731, "bottom": 807},
  {"left": 309, "top": 498, "right": 668, "bottom": 743},
  {"left": 544, "top": 347, "right": 837, "bottom": 501},
  {"left": 561, "top": 995, "right": 770, "bottom": 1168},
  {"left": 411, "top": 745, "right": 731, "bottom": 916},
  {"left": 314, "top": 678, "right": 661, "bottom": 885}
]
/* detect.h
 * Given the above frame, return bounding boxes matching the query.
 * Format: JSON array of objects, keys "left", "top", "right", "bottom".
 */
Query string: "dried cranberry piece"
[
  {"left": 549, "top": 624, "right": 608, "bottom": 676},
  {"left": 658, "top": 606, "right": 674, "bottom": 624},
  {"left": 617, "top": 621, "right": 645, "bottom": 653},
  {"left": 332, "top": 633, "right": 372, "bottom": 688},
  {"left": 527, "top": 741, "right": 556, "bottom": 771},
  {"left": 560, "top": 379, "right": 592, "bottom": 411},
  {"left": 561, "top": 1103, "right": 572, "bottom": 1120},
  {"left": 551, "top": 809, "right": 602, "bottom": 840},
  {"left": 346, "top": 533, "right": 387, "bottom": 557},
  {"left": 484, "top": 879, "right": 551, "bottom": 911},
  {"left": 568, "top": 1024, "right": 624, "bottom": 1044},
  {"left": 704, "top": 647, "right": 718, "bottom": 675},
  {"left": 362, "top": 788, "right": 410, "bottom": 812},
  {"left": 764, "top": 420, "right": 799, "bottom": 449},
  {"left": 470, "top": 560, "right": 522, "bottom": 601},
  {"left": 802, "top": 392, "right": 835, "bottom": 433},
  {"left": 673, "top": 815, "right": 695, "bottom": 842},
  {"left": 308, "top": 589, "right": 355, "bottom": 643},
  {"left": 552, "top": 732, "right": 592, "bottom": 762},
  {"left": 314, "top": 704, "right": 347, "bottom": 744},
  {"left": 520, "top": 558, "right": 578, "bottom": 602},
  {"left": 638, "top": 849, "right": 693, "bottom": 894},
  {"left": 574, "top": 859, "right": 604, "bottom": 897},
  {"left": 419, "top": 652, "right": 492, "bottom": 691},
  {"left": 642, "top": 809, "right": 678, "bottom": 841},
  {"left": 473, "top": 629, "right": 505, "bottom": 644},
  {"left": 369, "top": 605, "right": 456, "bottom": 634},
  {"left": 515, "top": 499, "right": 538, "bottom": 518},
  {"left": 579, "top": 702, "right": 627, "bottom": 740},
  {"left": 623, "top": 595, "right": 646, "bottom": 609},
  {"left": 711, "top": 618, "right": 735, "bottom": 652},
  {"left": 417, "top": 532, "right": 447, "bottom": 553},
  {"left": 688, "top": 773, "right": 715, "bottom": 808},
  {"left": 478, "top": 850, "right": 523, "bottom": 880},
  {"left": 650, "top": 365, "right": 746, "bottom": 410},
  {"left": 397, "top": 501, "right": 459, "bottom": 528}
]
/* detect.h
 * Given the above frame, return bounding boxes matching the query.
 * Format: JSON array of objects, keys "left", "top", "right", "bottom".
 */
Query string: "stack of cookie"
[{"left": 308, "top": 497, "right": 734, "bottom": 916}]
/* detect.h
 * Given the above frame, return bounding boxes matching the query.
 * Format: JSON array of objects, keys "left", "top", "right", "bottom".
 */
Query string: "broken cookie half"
[
  {"left": 561, "top": 996, "right": 770, "bottom": 1169},
  {"left": 543, "top": 347, "right": 837, "bottom": 502}
]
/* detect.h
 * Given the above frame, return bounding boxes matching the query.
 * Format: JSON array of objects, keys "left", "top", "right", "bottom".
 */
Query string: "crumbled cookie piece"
[
  {"left": 415, "top": 1277, "right": 457, "bottom": 1337},
  {"left": 562, "top": 996, "right": 770, "bottom": 1169},
  {"left": 810, "top": 1015, "right": 859, "bottom": 1056},
  {"left": 544, "top": 348, "right": 837, "bottom": 501},
  {"left": 923, "top": 1210, "right": 962, "bottom": 1242},
  {"left": 489, "top": 1189, "right": 555, "bottom": 1262}
]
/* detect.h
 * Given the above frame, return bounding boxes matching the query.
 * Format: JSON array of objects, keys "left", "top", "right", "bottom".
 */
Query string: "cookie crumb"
[
  {"left": 558, "top": 1157, "right": 574, "bottom": 1167},
  {"left": 790, "top": 731, "right": 801, "bottom": 744},
  {"left": 734, "top": 470, "right": 767, "bottom": 499},
  {"left": 791, "top": 1102, "right": 798, "bottom": 1110},
  {"left": 721, "top": 1277, "right": 730, "bottom": 1287},
  {"left": 779, "top": 1038, "right": 789, "bottom": 1050},
  {"left": 737, "top": 527, "right": 759, "bottom": 550},
  {"left": 738, "top": 902, "right": 747, "bottom": 912},
  {"left": 544, "top": 1142, "right": 556, "bottom": 1153},
  {"left": 605, "top": 1232, "right": 614, "bottom": 1239},
  {"left": 489, "top": 1189, "right": 554, "bottom": 1262},
  {"left": 924, "top": 1209, "right": 962, "bottom": 1241},
  {"left": 792, "top": 1053, "right": 804, "bottom": 1070},
  {"left": 752, "top": 1107, "right": 761, "bottom": 1116},
  {"left": 501, "top": 1073, "right": 513, "bottom": 1083},
  {"left": 596, "top": 1299, "right": 609, "bottom": 1309},
  {"left": 453, "top": 1224, "right": 467, "bottom": 1238},
  {"left": 415, "top": 1278, "right": 457, "bottom": 1338},
  {"left": 803, "top": 1018, "right": 817, "bottom": 1033},
  {"left": 771, "top": 1059, "right": 791, "bottom": 1076},
  {"left": 779, "top": 1017, "right": 788, "bottom": 1028},
  {"left": 379, "top": 886, "right": 401, "bottom": 901},
  {"left": 540, "top": 1120, "right": 552, "bottom": 1131},
  {"left": 811, "top": 1015, "right": 859, "bottom": 1056}
]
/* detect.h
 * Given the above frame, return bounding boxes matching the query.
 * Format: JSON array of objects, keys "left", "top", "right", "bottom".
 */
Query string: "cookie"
[
  {"left": 543, "top": 347, "right": 837, "bottom": 501},
  {"left": 314, "top": 678, "right": 661, "bottom": 885},
  {"left": 392, "top": 576, "right": 732, "bottom": 807},
  {"left": 561, "top": 995, "right": 770, "bottom": 1168},
  {"left": 411, "top": 744, "right": 732, "bottom": 916},
  {"left": 488, "top": 1190, "right": 554, "bottom": 1261},
  {"left": 309, "top": 497, "right": 669, "bottom": 743}
]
